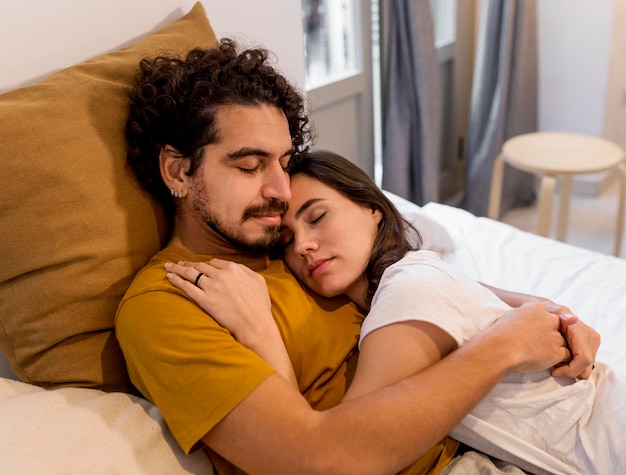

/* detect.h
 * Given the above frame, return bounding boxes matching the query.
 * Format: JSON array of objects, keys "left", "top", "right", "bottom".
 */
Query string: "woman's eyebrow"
[{"left": 295, "top": 198, "right": 325, "bottom": 218}]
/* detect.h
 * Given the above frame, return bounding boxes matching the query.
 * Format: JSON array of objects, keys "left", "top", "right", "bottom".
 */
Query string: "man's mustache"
[{"left": 242, "top": 199, "right": 289, "bottom": 221}]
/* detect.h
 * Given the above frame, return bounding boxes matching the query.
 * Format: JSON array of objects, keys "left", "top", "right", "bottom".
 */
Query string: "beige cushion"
[
  {"left": 0, "top": 2, "right": 217, "bottom": 392},
  {"left": 0, "top": 376, "right": 214, "bottom": 474}
]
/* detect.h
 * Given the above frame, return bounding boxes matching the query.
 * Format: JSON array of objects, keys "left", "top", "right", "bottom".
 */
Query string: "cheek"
[{"left": 284, "top": 251, "right": 304, "bottom": 279}]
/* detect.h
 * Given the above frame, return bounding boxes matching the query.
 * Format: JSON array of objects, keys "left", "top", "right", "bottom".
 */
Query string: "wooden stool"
[{"left": 488, "top": 132, "right": 626, "bottom": 256}]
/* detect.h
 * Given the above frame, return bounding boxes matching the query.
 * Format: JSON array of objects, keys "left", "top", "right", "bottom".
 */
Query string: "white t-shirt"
[
  {"left": 361, "top": 250, "right": 619, "bottom": 475},
  {"left": 362, "top": 250, "right": 509, "bottom": 347}
]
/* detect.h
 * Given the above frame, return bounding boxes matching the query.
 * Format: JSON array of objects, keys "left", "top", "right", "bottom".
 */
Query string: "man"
[{"left": 116, "top": 39, "right": 598, "bottom": 474}]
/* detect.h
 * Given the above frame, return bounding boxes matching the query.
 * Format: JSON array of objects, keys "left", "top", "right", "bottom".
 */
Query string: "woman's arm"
[
  {"left": 165, "top": 259, "right": 298, "bottom": 388},
  {"left": 344, "top": 320, "right": 457, "bottom": 401}
]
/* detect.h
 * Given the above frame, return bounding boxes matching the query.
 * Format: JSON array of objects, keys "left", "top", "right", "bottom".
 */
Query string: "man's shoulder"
[
  {"left": 128, "top": 247, "right": 189, "bottom": 292},
  {"left": 116, "top": 247, "right": 200, "bottom": 318}
]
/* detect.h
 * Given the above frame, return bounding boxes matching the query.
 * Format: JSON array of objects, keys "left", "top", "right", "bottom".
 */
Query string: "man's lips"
[
  {"left": 242, "top": 200, "right": 288, "bottom": 223},
  {"left": 308, "top": 258, "right": 333, "bottom": 278},
  {"left": 251, "top": 214, "right": 282, "bottom": 225}
]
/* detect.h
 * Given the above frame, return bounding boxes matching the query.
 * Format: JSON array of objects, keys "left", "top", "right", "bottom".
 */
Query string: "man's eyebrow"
[
  {"left": 226, "top": 148, "right": 269, "bottom": 160},
  {"left": 226, "top": 147, "right": 295, "bottom": 160},
  {"left": 295, "top": 198, "right": 325, "bottom": 219}
]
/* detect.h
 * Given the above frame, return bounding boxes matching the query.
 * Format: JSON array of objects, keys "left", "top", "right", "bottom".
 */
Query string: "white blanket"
[{"left": 420, "top": 202, "right": 626, "bottom": 474}]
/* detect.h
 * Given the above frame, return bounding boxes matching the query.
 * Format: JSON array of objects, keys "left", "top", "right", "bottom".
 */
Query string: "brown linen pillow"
[{"left": 0, "top": 2, "right": 217, "bottom": 392}]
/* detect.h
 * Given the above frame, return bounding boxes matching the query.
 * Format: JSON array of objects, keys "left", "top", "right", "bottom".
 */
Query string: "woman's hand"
[
  {"left": 164, "top": 258, "right": 298, "bottom": 387},
  {"left": 165, "top": 259, "right": 272, "bottom": 341}
]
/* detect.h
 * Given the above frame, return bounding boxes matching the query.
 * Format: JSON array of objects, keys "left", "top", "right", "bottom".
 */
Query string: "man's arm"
[
  {"left": 482, "top": 283, "right": 600, "bottom": 379},
  {"left": 203, "top": 303, "right": 571, "bottom": 475}
]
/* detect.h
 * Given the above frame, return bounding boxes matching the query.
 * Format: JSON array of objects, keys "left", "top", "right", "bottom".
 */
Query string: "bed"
[{"left": 1, "top": 3, "right": 624, "bottom": 474}]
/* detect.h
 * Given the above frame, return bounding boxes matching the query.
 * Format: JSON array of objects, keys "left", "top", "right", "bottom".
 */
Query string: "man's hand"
[
  {"left": 535, "top": 300, "right": 600, "bottom": 379},
  {"left": 482, "top": 284, "right": 601, "bottom": 379},
  {"left": 552, "top": 310, "right": 600, "bottom": 379},
  {"left": 490, "top": 303, "right": 571, "bottom": 374}
]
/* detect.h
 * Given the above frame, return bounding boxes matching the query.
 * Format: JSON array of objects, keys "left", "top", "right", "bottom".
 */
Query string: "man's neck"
[{"left": 168, "top": 221, "right": 269, "bottom": 262}]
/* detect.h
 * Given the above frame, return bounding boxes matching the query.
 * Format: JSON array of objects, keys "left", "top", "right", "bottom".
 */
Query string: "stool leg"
[
  {"left": 488, "top": 154, "right": 505, "bottom": 220},
  {"left": 614, "top": 162, "right": 626, "bottom": 257},
  {"left": 557, "top": 175, "right": 572, "bottom": 242},
  {"left": 537, "top": 175, "right": 556, "bottom": 237}
]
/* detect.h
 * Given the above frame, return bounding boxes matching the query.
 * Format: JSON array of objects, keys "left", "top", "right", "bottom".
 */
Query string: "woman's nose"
[{"left": 294, "top": 235, "right": 316, "bottom": 258}]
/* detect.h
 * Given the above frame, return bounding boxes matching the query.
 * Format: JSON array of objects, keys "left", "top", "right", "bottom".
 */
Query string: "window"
[
  {"left": 301, "top": 0, "right": 361, "bottom": 89},
  {"left": 429, "top": 0, "right": 456, "bottom": 48}
]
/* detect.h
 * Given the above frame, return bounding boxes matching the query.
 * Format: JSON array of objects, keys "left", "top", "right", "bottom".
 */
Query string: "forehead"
[
  {"left": 289, "top": 174, "right": 331, "bottom": 199},
  {"left": 286, "top": 174, "right": 348, "bottom": 217},
  {"left": 214, "top": 104, "right": 291, "bottom": 147}
]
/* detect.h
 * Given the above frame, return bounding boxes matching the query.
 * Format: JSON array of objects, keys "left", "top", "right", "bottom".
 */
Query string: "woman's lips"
[{"left": 308, "top": 258, "right": 333, "bottom": 278}]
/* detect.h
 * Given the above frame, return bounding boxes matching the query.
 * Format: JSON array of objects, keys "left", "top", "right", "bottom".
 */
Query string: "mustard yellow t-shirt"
[{"left": 115, "top": 246, "right": 456, "bottom": 474}]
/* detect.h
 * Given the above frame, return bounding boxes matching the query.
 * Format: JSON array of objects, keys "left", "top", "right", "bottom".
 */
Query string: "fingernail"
[{"left": 164, "top": 263, "right": 172, "bottom": 270}]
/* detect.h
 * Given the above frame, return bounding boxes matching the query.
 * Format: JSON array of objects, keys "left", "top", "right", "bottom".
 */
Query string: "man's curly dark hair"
[{"left": 126, "top": 38, "right": 313, "bottom": 220}]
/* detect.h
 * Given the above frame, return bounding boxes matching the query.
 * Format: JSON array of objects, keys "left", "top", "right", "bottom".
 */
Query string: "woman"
[{"left": 166, "top": 150, "right": 615, "bottom": 474}]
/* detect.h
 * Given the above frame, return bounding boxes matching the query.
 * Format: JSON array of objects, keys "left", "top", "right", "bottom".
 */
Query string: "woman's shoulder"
[
  {"left": 380, "top": 250, "right": 455, "bottom": 289},
  {"left": 390, "top": 249, "right": 451, "bottom": 274}
]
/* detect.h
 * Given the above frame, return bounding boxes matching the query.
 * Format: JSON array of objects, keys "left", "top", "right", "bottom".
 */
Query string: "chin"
[
  {"left": 237, "top": 227, "right": 280, "bottom": 252},
  {"left": 315, "top": 285, "right": 342, "bottom": 300}
]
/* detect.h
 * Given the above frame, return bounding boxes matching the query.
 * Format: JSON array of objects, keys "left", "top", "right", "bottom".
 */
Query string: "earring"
[{"left": 170, "top": 188, "right": 184, "bottom": 199}]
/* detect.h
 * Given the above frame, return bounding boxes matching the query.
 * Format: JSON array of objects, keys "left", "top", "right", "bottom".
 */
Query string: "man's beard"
[{"left": 192, "top": 190, "right": 288, "bottom": 253}]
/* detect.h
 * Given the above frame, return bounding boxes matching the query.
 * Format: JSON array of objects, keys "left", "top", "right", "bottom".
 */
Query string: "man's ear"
[{"left": 160, "top": 145, "right": 190, "bottom": 198}]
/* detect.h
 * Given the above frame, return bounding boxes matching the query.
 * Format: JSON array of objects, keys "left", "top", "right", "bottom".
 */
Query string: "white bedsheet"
[{"left": 421, "top": 202, "right": 626, "bottom": 474}]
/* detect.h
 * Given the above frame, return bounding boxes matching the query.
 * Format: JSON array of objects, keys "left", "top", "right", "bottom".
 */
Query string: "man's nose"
[{"left": 262, "top": 161, "right": 291, "bottom": 201}]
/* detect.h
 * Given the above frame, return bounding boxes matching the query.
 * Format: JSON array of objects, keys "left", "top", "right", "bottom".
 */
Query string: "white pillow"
[
  {"left": 383, "top": 191, "right": 456, "bottom": 254},
  {"left": 0, "top": 377, "right": 214, "bottom": 474}
]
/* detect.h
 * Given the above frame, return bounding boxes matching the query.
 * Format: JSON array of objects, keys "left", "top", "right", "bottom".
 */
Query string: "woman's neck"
[{"left": 345, "top": 276, "right": 370, "bottom": 313}]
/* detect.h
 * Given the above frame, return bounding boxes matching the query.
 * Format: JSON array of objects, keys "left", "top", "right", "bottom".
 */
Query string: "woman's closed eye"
[{"left": 309, "top": 211, "right": 326, "bottom": 225}]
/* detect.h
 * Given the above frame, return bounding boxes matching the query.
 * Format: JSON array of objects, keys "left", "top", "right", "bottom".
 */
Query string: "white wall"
[
  {"left": 538, "top": 0, "right": 615, "bottom": 136},
  {"left": 0, "top": 1, "right": 305, "bottom": 93},
  {"left": 603, "top": 0, "right": 626, "bottom": 152}
]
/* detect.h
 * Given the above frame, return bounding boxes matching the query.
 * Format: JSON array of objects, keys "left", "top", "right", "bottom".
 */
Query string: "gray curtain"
[
  {"left": 462, "top": 0, "right": 538, "bottom": 217},
  {"left": 382, "top": 0, "right": 441, "bottom": 205}
]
